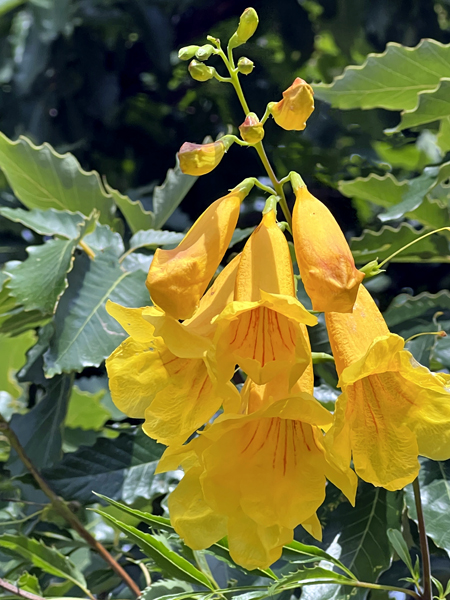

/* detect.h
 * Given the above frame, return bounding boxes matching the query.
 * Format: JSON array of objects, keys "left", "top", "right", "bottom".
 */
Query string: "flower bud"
[
  {"left": 270, "top": 78, "right": 314, "bottom": 131},
  {"left": 236, "top": 7, "right": 259, "bottom": 44},
  {"left": 195, "top": 44, "right": 215, "bottom": 61},
  {"left": 237, "top": 56, "right": 254, "bottom": 75},
  {"left": 188, "top": 59, "right": 215, "bottom": 82},
  {"left": 178, "top": 137, "right": 233, "bottom": 176},
  {"left": 239, "top": 112, "right": 264, "bottom": 144},
  {"left": 291, "top": 175, "right": 364, "bottom": 313},
  {"left": 178, "top": 45, "right": 200, "bottom": 61}
]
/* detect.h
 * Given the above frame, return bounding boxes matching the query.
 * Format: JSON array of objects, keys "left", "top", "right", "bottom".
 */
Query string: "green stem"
[
  {"left": 378, "top": 226, "right": 450, "bottom": 269},
  {"left": 413, "top": 478, "right": 432, "bottom": 600},
  {"left": 217, "top": 47, "right": 292, "bottom": 228}
]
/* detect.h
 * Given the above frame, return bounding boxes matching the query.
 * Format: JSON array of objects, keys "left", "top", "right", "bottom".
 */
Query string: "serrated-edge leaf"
[
  {"left": 282, "top": 541, "right": 356, "bottom": 580},
  {"left": 313, "top": 39, "right": 450, "bottom": 111},
  {"left": 105, "top": 181, "right": 154, "bottom": 234},
  {"left": 270, "top": 566, "right": 356, "bottom": 593},
  {"left": 0, "top": 207, "right": 86, "bottom": 239},
  {"left": 392, "top": 78, "right": 450, "bottom": 132},
  {"left": 0, "top": 535, "right": 87, "bottom": 592},
  {"left": 95, "top": 509, "right": 214, "bottom": 589},
  {"left": 94, "top": 493, "right": 173, "bottom": 531}
]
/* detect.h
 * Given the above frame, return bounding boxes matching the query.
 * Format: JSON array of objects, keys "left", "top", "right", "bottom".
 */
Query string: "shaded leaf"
[
  {"left": 95, "top": 509, "right": 214, "bottom": 589},
  {"left": 0, "top": 133, "right": 115, "bottom": 224},
  {"left": 128, "top": 229, "right": 184, "bottom": 252},
  {"left": 282, "top": 541, "right": 356, "bottom": 579},
  {"left": 65, "top": 386, "right": 110, "bottom": 431},
  {"left": 94, "top": 492, "right": 174, "bottom": 532},
  {"left": 43, "top": 428, "right": 179, "bottom": 504},
  {"left": 386, "top": 529, "right": 414, "bottom": 575},
  {"left": 392, "top": 78, "right": 450, "bottom": 132},
  {"left": 270, "top": 567, "right": 356, "bottom": 593},
  {"left": 0, "top": 535, "right": 87, "bottom": 592},
  {"left": 437, "top": 117, "right": 450, "bottom": 153},
  {"left": 140, "top": 580, "right": 193, "bottom": 600},
  {"left": 105, "top": 182, "right": 154, "bottom": 234},
  {"left": 0, "top": 207, "right": 86, "bottom": 239},
  {"left": 229, "top": 227, "right": 254, "bottom": 248},
  {"left": 43, "top": 249, "right": 149, "bottom": 376},
  {"left": 350, "top": 224, "right": 450, "bottom": 265},
  {"left": 0, "top": 330, "right": 35, "bottom": 397},
  {"left": 152, "top": 162, "right": 197, "bottom": 230},
  {"left": 314, "top": 40, "right": 450, "bottom": 110},
  {"left": 7, "top": 374, "right": 73, "bottom": 476}
]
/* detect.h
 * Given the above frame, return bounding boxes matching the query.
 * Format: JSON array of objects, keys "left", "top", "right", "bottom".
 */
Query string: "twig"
[
  {"left": 0, "top": 413, "right": 140, "bottom": 598},
  {"left": 413, "top": 477, "right": 432, "bottom": 600},
  {"left": 0, "top": 577, "right": 47, "bottom": 600}
]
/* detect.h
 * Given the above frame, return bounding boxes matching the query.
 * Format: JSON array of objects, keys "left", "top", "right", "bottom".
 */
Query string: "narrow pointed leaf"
[{"left": 152, "top": 162, "right": 197, "bottom": 230}]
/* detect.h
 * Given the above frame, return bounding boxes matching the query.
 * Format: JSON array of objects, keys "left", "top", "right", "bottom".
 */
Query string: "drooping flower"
[
  {"left": 292, "top": 176, "right": 364, "bottom": 313},
  {"left": 211, "top": 208, "right": 317, "bottom": 386},
  {"left": 106, "top": 256, "right": 241, "bottom": 446},
  {"left": 269, "top": 78, "right": 314, "bottom": 131},
  {"left": 325, "top": 284, "right": 450, "bottom": 491},
  {"left": 178, "top": 138, "right": 232, "bottom": 175},
  {"left": 146, "top": 179, "right": 253, "bottom": 320},
  {"left": 158, "top": 344, "right": 357, "bottom": 570}
]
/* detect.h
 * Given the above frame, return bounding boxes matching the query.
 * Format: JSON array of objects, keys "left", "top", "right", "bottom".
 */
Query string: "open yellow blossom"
[
  {"left": 211, "top": 209, "right": 317, "bottom": 386},
  {"left": 269, "top": 78, "right": 314, "bottom": 131},
  {"left": 106, "top": 256, "right": 241, "bottom": 446},
  {"left": 146, "top": 179, "right": 253, "bottom": 320},
  {"left": 325, "top": 285, "right": 450, "bottom": 491},
  {"left": 292, "top": 177, "right": 364, "bottom": 313},
  {"left": 158, "top": 354, "right": 357, "bottom": 570}
]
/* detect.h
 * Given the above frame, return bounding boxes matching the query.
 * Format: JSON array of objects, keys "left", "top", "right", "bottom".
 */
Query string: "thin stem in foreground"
[
  {"left": 0, "top": 413, "right": 141, "bottom": 598},
  {"left": 0, "top": 577, "right": 48, "bottom": 600},
  {"left": 413, "top": 477, "right": 432, "bottom": 600}
]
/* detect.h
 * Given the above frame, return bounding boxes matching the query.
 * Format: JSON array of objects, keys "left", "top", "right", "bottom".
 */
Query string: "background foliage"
[{"left": 0, "top": 0, "right": 450, "bottom": 599}]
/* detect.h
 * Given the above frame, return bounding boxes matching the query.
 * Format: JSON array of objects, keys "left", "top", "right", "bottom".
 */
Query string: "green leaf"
[
  {"left": 0, "top": 207, "right": 86, "bottom": 239},
  {"left": 94, "top": 493, "right": 173, "bottom": 532},
  {"left": 95, "top": 509, "right": 214, "bottom": 589},
  {"left": 140, "top": 580, "right": 193, "bottom": 600},
  {"left": 16, "top": 571, "right": 42, "bottom": 596},
  {"left": 0, "top": 0, "right": 25, "bottom": 17},
  {"left": 42, "top": 428, "right": 179, "bottom": 504},
  {"left": 313, "top": 40, "right": 450, "bottom": 110},
  {"left": 229, "top": 227, "right": 254, "bottom": 248},
  {"left": 270, "top": 567, "right": 356, "bottom": 593},
  {"left": 0, "top": 535, "right": 87, "bottom": 593},
  {"left": 152, "top": 162, "right": 197, "bottom": 229},
  {"left": 386, "top": 529, "right": 414, "bottom": 576},
  {"left": 7, "top": 374, "right": 73, "bottom": 476},
  {"left": 392, "top": 78, "right": 450, "bottom": 132},
  {"left": 0, "top": 330, "right": 36, "bottom": 397},
  {"left": 282, "top": 541, "right": 356, "bottom": 579},
  {"left": 0, "top": 132, "right": 115, "bottom": 224},
  {"left": 65, "top": 386, "right": 110, "bottom": 431},
  {"left": 405, "top": 459, "right": 450, "bottom": 556},
  {"left": 4, "top": 238, "right": 78, "bottom": 314},
  {"left": 105, "top": 182, "right": 155, "bottom": 233},
  {"left": 43, "top": 248, "right": 149, "bottom": 376},
  {"left": 350, "top": 224, "right": 450, "bottom": 265},
  {"left": 437, "top": 117, "right": 450, "bottom": 153},
  {"left": 128, "top": 229, "right": 185, "bottom": 252}
]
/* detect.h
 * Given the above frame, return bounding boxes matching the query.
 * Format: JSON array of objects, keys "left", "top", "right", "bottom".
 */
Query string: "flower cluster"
[{"left": 105, "top": 9, "right": 450, "bottom": 571}]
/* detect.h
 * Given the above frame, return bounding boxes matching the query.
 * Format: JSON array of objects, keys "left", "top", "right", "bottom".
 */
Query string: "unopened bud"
[
  {"left": 188, "top": 59, "right": 215, "bottom": 82},
  {"left": 270, "top": 77, "right": 315, "bottom": 131},
  {"left": 237, "top": 56, "right": 254, "bottom": 75},
  {"left": 239, "top": 112, "right": 264, "bottom": 144},
  {"left": 196, "top": 44, "right": 215, "bottom": 61},
  {"left": 236, "top": 7, "right": 259, "bottom": 43},
  {"left": 178, "top": 139, "right": 227, "bottom": 176},
  {"left": 178, "top": 45, "right": 200, "bottom": 61}
]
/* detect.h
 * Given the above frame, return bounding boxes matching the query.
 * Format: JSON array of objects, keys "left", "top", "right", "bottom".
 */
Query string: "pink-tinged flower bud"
[
  {"left": 270, "top": 78, "right": 314, "bottom": 131},
  {"left": 237, "top": 56, "right": 254, "bottom": 75},
  {"left": 178, "top": 138, "right": 230, "bottom": 176},
  {"left": 188, "top": 59, "right": 215, "bottom": 82},
  {"left": 239, "top": 112, "right": 264, "bottom": 144}
]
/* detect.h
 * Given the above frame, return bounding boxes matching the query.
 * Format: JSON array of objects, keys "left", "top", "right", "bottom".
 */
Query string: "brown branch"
[
  {"left": 0, "top": 577, "right": 47, "bottom": 600},
  {"left": 0, "top": 414, "right": 141, "bottom": 598}
]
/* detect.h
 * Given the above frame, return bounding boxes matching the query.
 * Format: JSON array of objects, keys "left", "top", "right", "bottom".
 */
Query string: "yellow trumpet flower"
[
  {"left": 325, "top": 285, "right": 450, "bottom": 490},
  {"left": 292, "top": 178, "right": 364, "bottom": 313},
  {"left": 211, "top": 209, "right": 317, "bottom": 387},
  {"left": 106, "top": 256, "right": 241, "bottom": 446},
  {"left": 146, "top": 179, "right": 253, "bottom": 320}
]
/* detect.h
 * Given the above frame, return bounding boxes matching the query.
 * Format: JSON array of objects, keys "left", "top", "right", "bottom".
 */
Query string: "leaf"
[
  {"left": 140, "top": 580, "right": 193, "bottom": 600},
  {"left": 152, "top": 162, "right": 197, "bottom": 230},
  {"left": 282, "top": 541, "right": 356, "bottom": 580},
  {"left": 43, "top": 248, "right": 149, "bottom": 376},
  {"left": 42, "top": 428, "right": 179, "bottom": 504},
  {"left": 229, "top": 227, "right": 254, "bottom": 248},
  {"left": 0, "top": 535, "right": 87, "bottom": 593},
  {"left": 4, "top": 238, "right": 78, "bottom": 314},
  {"left": 105, "top": 182, "right": 155, "bottom": 233},
  {"left": 128, "top": 229, "right": 185, "bottom": 252},
  {"left": 270, "top": 567, "right": 356, "bottom": 593},
  {"left": 392, "top": 78, "right": 450, "bottom": 132},
  {"left": 65, "top": 386, "right": 110, "bottom": 431},
  {"left": 95, "top": 509, "right": 214, "bottom": 589},
  {"left": 0, "top": 207, "right": 86, "bottom": 239},
  {"left": 7, "top": 374, "right": 73, "bottom": 476},
  {"left": 16, "top": 571, "right": 42, "bottom": 595},
  {"left": 404, "top": 459, "right": 450, "bottom": 557},
  {"left": 437, "top": 117, "right": 450, "bottom": 153},
  {"left": 350, "top": 224, "right": 450, "bottom": 265},
  {"left": 0, "top": 330, "right": 36, "bottom": 397},
  {"left": 0, "top": 133, "right": 115, "bottom": 224},
  {"left": 386, "top": 529, "right": 414, "bottom": 575},
  {"left": 94, "top": 493, "right": 174, "bottom": 532},
  {"left": 313, "top": 39, "right": 450, "bottom": 110}
]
